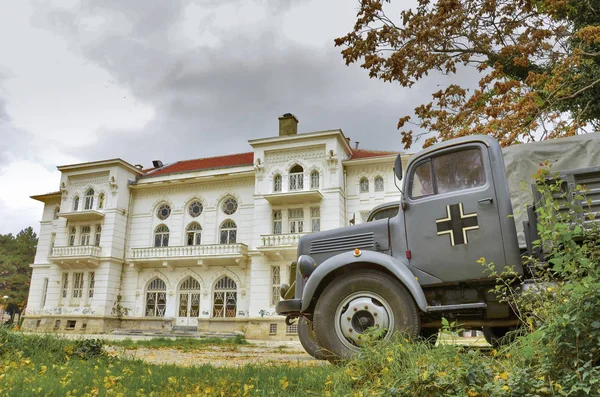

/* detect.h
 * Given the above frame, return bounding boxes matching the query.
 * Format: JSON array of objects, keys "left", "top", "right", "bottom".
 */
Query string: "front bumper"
[{"left": 275, "top": 298, "right": 302, "bottom": 316}]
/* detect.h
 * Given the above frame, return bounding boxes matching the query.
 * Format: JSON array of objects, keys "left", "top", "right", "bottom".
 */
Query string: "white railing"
[
  {"left": 50, "top": 245, "right": 102, "bottom": 258},
  {"left": 260, "top": 233, "right": 306, "bottom": 248},
  {"left": 130, "top": 243, "right": 248, "bottom": 259}
]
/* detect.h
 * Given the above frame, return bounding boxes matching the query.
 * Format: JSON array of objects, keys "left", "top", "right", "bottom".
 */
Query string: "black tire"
[
  {"left": 313, "top": 270, "right": 420, "bottom": 363},
  {"left": 419, "top": 328, "right": 439, "bottom": 346},
  {"left": 482, "top": 326, "right": 517, "bottom": 348},
  {"left": 298, "top": 317, "right": 326, "bottom": 360}
]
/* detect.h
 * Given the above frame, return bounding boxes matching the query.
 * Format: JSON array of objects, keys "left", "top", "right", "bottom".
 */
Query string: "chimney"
[
  {"left": 134, "top": 164, "right": 143, "bottom": 170},
  {"left": 278, "top": 113, "right": 299, "bottom": 136},
  {"left": 152, "top": 160, "right": 163, "bottom": 168},
  {"left": 355, "top": 141, "right": 360, "bottom": 149}
]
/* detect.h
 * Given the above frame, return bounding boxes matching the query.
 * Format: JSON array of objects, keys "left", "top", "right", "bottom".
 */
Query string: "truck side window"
[
  {"left": 411, "top": 161, "right": 434, "bottom": 198},
  {"left": 410, "top": 148, "right": 485, "bottom": 198}
]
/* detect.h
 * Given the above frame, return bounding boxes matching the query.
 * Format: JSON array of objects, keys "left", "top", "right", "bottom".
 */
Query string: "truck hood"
[{"left": 297, "top": 218, "right": 391, "bottom": 263}]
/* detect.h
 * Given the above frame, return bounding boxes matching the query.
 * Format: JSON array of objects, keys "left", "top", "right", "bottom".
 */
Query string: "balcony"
[
  {"left": 128, "top": 243, "right": 249, "bottom": 269},
  {"left": 257, "top": 233, "right": 305, "bottom": 260},
  {"left": 59, "top": 210, "right": 105, "bottom": 222},
  {"left": 48, "top": 245, "right": 102, "bottom": 267},
  {"left": 262, "top": 189, "right": 322, "bottom": 205}
]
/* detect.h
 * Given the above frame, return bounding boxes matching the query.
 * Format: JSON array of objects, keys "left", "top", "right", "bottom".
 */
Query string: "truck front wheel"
[
  {"left": 313, "top": 270, "right": 420, "bottom": 362},
  {"left": 297, "top": 318, "right": 325, "bottom": 360}
]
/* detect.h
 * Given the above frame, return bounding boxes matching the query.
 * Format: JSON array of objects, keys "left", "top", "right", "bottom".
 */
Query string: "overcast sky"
[{"left": 0, "top": 0, "right": 470, "bottom": 235}]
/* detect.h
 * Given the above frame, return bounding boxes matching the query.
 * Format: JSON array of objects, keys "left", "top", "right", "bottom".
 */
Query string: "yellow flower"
[
  {"left": 39, "top": 365, "right": 47, "bottom": 374},
  {"left": 467, "top": 390, "right": 479, "bottom": 396},
  {"left": 502, "top": 385, "right": 509, "bottom": 391},
  {"left": 280, "top": 377, "right": 289, "bottom": 391},
  {"left": 499, "top": 372, "right": 509, "bottom": 381},
  {"left": 505, "top": 353, "right": 511, "bottom": 359}
]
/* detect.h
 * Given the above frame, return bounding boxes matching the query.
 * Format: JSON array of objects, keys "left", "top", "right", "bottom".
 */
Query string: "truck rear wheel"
[
  {"left": 313, "top": 270, "right": 420, "bottom": 363},
  {"left": 297, "top": 318, "right": 325, "bottom": 360},
  {"left": 482, "top": 326, "right": 517, "bottom": 347}
]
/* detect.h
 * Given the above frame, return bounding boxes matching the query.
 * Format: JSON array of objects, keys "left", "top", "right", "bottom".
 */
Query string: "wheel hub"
[{"left": 339, "top": 296, "right": 390, "bottom": 346}]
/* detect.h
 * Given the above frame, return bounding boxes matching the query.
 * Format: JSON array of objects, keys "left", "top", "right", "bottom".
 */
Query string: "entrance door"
[
  {"left": 404, "top": 143, "right": 506, "bottom": 283},
  {"left": 177, "top": 277, "right": 201, "bottom": 326}
]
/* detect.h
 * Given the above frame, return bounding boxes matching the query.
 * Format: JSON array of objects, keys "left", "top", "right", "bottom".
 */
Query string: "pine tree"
[{"left": 0, "top": 227, "right": 38, "bottom": 310}]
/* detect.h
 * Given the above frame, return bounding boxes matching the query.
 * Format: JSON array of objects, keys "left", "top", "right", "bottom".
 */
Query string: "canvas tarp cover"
[{"left": 501, "top": 133, "right": 600, "bottom": 248}]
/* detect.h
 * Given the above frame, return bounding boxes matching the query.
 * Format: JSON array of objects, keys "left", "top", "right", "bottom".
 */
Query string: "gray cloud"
[{"left": 31, "top": 0, "right": 479, "bottom": 167}]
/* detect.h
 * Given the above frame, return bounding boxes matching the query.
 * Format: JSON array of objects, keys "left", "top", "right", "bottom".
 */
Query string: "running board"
[{"left": 426, "top": 302, "right": 487, "bottom": 312}]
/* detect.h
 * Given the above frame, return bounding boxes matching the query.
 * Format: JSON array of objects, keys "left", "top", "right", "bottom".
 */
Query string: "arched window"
[
  {"left": 289, "top": 164, "right": 304, "bottom": 191},
  {"left": 310, "top": 170, "right": 320, "bottom": 189},
  {"left": 359, "top": 177, "right": 369, "bottom": 193},
  {"left": 374, "top": 176, "right": 384, "bottom": 192},
  {"left": 73, "top": 196, "right": 80, "bottom": 211},
  {"left": 273, "top": 174, "right": 282, "bottom": 192},
  {"left": 145, "top": 278, "right": 167, "bottom": 317},
  {"left": 213, "top": 276, "right": 237, "bottom": 318},
  {"left": 84, "top": 188, "right": 94, "bottom": 210},
  {"left": 186, "top": 222, "right": 202, "bottom": 246},
  {"left": 178, "top": 276, "right": 201, "bottom": 319},
  {"left": 219, "top": 220, "right": 237, "bottom": 244},
  {"left": 98, "top": 193, "right": 105, "bottom": 209},
  {"left": 154, "top": 225, "right": 170, "bottom": 247}
]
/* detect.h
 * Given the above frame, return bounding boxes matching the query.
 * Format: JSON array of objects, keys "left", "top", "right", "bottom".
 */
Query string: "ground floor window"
[
  {"left": 145, "top": 278, "right": 167, "bottom": 317},
  {"left": 178, "top": 276, "right": 201, "bottom": 318},
  {"left": 271, "top": 266, "right": 281, "bottom": 306},
  {"left": 213, "top": 276, "right": 237, "bottom": 318}
]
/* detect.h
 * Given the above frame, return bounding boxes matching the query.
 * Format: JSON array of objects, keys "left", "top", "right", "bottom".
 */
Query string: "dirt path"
[{"left": 104, "top": 343, "right": 326, "bottom": 367}]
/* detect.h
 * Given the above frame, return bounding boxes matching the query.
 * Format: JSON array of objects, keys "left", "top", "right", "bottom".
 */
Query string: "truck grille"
[
  {"left": 309, "top": 232, "right": 374, "bottom": 254},
  {"left": 575, "top": 172, "right": 600, "bottom": 227}
]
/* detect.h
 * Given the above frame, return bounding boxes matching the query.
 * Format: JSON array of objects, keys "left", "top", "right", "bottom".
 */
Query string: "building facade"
[{"left": 23, "top": 114, "right": 409, "bottom": 339}]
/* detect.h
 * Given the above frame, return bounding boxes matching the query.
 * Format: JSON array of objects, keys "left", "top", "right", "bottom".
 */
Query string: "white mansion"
[{"left": 23, "top": 114, "right": 408, "bottom": 339}]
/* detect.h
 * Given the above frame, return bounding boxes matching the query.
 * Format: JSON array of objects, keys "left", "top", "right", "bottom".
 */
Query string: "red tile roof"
[
  {"left": 142, "top": 148, "right": 398, "bottom": 177},
  {"left": 146, "top": 152, "right": 254, "bottom": 177},
  {"left": 349, "top": 149, "right": 400, "bottom": 160}
]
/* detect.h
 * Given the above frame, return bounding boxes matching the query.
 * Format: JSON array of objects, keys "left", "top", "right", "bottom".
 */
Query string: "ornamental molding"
[
  {"left": 138, "top": 270, "right": 171, "bottom": 290},
  {"left": 347, "top": 165, "right": 392, "bottom": 177},
  {"left": 67, "top": 172, "right": 110, "bottom": 188},
  {"left": 264, "top": 145, "right": 326, "bottom": 164},
  {"left": 208, "top": 268, "right": 244, "bottom": 289},
  {"left": 174, "top": 270, "right": 206, "bottom": 291},
  {"left": 133, "top": 179, "right": 254, "bottom": 199}
]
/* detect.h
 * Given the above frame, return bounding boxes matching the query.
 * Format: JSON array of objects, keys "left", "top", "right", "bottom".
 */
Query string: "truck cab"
[{"left": 277, "top": 135, "right": 524, "bottom": 361}]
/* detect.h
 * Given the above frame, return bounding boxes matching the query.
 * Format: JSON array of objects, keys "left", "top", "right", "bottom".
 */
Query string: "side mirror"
[{"left": 394, "top": 154, "right": 403, "bottom": 181}]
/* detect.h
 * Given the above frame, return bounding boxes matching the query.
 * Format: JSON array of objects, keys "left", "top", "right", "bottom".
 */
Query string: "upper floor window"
[
  {"left": 188, "top": 201, "right": 203, "bottom": 217},
  {"left": 84, "top": 188, "right": 94, "bottom": 210},
  {"left": 310, "top": 170, "right": 319, "bottom": 189},
  {"left": 410, "top": 148, "right": 485, "bottom": 198},
  {"left": 68, "top": 227, "right": 76, "bottom": 246},
  {"left": 273, "top": 174, "right": 282, "bottom": 192},
  {"left": 359, "top": 177, "right": 369, "bottom": 193},
  {"left": 273, "top": 210, "right": 282, "bottom": 234},
  {"left": 154, "top": 224, "right": 170, "bottom": 247},
  {"left": 186, "top": 222, "right": 202, "bottom": 246},
  {"left": 311, "top": 207, "right": 320, "bottom": 232},
  {"left": 374, "top": 176, "right": 384, "bottom": 192},
  {"left": 73, "top": 196, "right": 80, "bottom": 211},
  {"left": 222, "top": 198, "right": 238, "bottom": 215},
  {"left": 219, "top": 220, "right": 237, "bottom": 244},
  {"left": 289, "top": 208, "right": 304, "bottom": 233},
  {"left": 98, "top": 193, "right": 105, "bottom": 209},
  {"left": 289, "top": 164, "right": 304, "bottom": 191},
  {"left": 157, "top": 204, "right": 171, "bottom": 220},
  {"left": 80, "top": 225, "right": 91, "bottom": 246},
  {"left": 94, "top": 226, "right": 102, "bottom": 247}
]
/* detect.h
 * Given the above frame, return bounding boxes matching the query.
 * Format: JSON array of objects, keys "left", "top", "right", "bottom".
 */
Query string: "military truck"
[{"left": 277, "top": 134, "right": 600, "bottom": 362}]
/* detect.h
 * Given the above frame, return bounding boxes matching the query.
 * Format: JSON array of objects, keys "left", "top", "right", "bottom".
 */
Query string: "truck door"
[{"left": 403, "top": 143, "right": 505, "bottom": 282}]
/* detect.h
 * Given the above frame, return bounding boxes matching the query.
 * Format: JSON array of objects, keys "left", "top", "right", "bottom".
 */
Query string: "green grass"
[
  {"left": 0, "top": 330, "right": 350, "bottom": 396},
  {"left": 107, "top": 334, "right": 249, "bottom": 351}
]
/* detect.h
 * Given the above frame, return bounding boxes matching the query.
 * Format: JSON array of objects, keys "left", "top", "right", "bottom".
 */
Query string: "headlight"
[{"left": 297, "top": 254, "right": 317, "bottom": 277}]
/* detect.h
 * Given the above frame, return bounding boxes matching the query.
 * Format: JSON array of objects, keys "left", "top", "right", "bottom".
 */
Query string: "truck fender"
[{"left": 300, "top": 250, "right": 428, "bottom": 312}]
